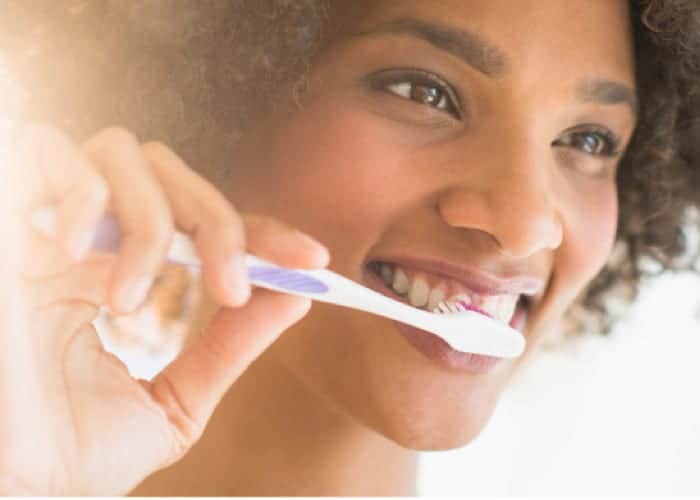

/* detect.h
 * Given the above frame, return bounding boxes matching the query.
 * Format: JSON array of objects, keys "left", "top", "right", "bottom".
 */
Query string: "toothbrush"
[{"left": 30, "top": 208, "right": 526, "bottom": 358}]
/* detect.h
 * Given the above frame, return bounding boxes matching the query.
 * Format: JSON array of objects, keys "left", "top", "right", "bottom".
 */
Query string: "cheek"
[
  {"left": 571, "top": 184, "right": 618, "bottom": 275},
  {"left": 242, "top": 107, "right": 424, "bottom": 260},
  {"left": 551, "top": 181, "right": 618, "bottom": 312}
]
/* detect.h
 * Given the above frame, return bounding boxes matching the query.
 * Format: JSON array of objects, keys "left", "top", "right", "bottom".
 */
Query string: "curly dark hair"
[{"left": 4, "top": 0, "right": 700, "bottom": 337}]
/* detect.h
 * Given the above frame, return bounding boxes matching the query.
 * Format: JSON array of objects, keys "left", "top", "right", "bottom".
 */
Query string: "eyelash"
[
  {"left": 369, "top": 68, "right": 463, "bottom": 119},
  {"left": 552, "top": 125, "right": 622, "bottom": 159}
]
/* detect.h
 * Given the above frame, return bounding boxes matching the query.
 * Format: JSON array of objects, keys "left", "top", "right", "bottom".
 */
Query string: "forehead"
[{"left": 332, "top": 0, "right": 635, "bottom": 88}]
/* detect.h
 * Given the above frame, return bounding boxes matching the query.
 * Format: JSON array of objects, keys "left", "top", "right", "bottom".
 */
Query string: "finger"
[
  {"left": 242, "top": 213, "right": 330, "bottom": 270},
  {"left": 23, "top": 255, "right": 114, "bottom": 310},
  {"left": 17, "top": 124, "right": 110, "bottom": 261},
  {"left": 83, "top": 128, "right": 174, "bottom": 315},
  {"left": 141, "top": 142, "right": 329, "bottom": 309},
  {"left": 140, "top": 141, "right": 249, "bottom": 308},
  {"left": 145, "top": 289, "right": 311, "bottom": 448}
]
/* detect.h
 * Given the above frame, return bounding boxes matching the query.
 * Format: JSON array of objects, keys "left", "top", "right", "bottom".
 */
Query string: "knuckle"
[
  {"left": 141, "top": 140, "right": 171, "bottom": 158},
  {"left": 149, "top": 373, "right": 204, "bottom": 454},
  {"left": 210, "top": 209, "right": 242, "bottom": 231},
  {"left": 210, "top": 212, "right": 245, "bottom": 245},
  {"left": 98, "top": 125, "right": 139, "bottom": 146},
  {"left": 85, "top": 125, "right": 139, "bottom": 154},
  {"left": 246, "top": 213, "right": 291, "bottom": 234},
  {"left": 141, "top": 219, "right": 175, "bottom": 249}
]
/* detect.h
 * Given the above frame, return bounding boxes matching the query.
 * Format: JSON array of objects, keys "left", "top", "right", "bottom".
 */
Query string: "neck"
[{"left": 132, "top": 330, "right": 417, "bottom": 496}]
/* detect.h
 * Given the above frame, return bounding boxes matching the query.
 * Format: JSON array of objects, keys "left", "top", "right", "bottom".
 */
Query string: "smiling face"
[{"left": 225, "top": 0, "right": 637, "bottom": 449}]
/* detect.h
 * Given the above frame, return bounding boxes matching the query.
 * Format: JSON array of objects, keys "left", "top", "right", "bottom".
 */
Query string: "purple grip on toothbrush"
[
  {"left": 91, "top": 213, "right": 122, "bottom": 253},
  {"left": 90, "top": 213, "right": 328, "bottom": 294},
  {"left": 248, "top": 266, "right": 329, "bottom": 294}
]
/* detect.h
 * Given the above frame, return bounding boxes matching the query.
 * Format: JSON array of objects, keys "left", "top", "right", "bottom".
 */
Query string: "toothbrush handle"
[
  {"left": 34, "top": 209, "right": 431, "bottom": 322},
  {"left": 87, "top": 211, "right": 201, "bottom": 268},
  {"left": 87, "top": 212, "right": 419, "bottom": 318},
  {"left": 87, "top": 212, "right": 333, "bottom": 294},
  {"left": 31, "top": 208, "right": 339, "bottom": 298}
]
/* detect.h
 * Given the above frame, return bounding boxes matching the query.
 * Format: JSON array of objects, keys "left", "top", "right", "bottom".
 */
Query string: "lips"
[
  {"left": 367, "top": 260, "right": 525, "bottom": 325},
  {"left": 361, "top": 262, "right": 534, "bottom": 373},
  {"left": 371, "top": 256, "right": 545, "bottom": 296},
  {"left": 360, "top": 255, "right": 540, "bottom": 373},
  {"left": 366, "top": 256, "right": 538, "bottom": 319}
]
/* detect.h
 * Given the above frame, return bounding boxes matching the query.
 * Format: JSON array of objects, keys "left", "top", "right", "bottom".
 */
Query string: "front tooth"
[
  {"left": 379, "top": 263, "right": 394, "bottom": 285},
  {"left": 392, "top": 268, "right": 410, "bottom": 295},
  {"left": 480, "top": 294, "right": 519, "bottom": 323},
  {"left": 427, "top": 288, "right": 445, "bottom": 311},
  {"left": 499, "top": 295, "right": 519, "bottom": 323},
  {"left": 408, "top": 278, "right": 429, "bottom": 307},
  {"left": 480, "top": 295, "right": 498, "bottom": 312}
]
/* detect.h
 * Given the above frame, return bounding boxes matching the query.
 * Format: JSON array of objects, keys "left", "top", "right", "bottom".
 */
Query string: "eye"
[
  {"left": 552, "top": 126, "right": 621, "bottom": 158},
  {"left": 369, "top": 69, "right": 462, "bottom": 119},
  {"left": 387, "top": 82, "right": 452, "bottom": 112}
]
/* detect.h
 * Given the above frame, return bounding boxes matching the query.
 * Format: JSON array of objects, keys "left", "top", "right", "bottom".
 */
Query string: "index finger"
[{"left": 141, "top": 142, "right": 329, "bottom": 308}]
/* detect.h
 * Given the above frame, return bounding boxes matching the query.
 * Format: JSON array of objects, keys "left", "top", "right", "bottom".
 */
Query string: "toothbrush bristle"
[
  {"left": 433, "top": 299, "right": 474, "bottom": 315},
  {"left": 439, "top": 302, "right": 454, "bottom": 314}
]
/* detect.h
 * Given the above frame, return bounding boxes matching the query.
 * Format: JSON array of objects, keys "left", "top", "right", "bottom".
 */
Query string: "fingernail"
[
  {"left": 117, "top": 275, "right": 153, "bottom": 313},
  {"left": 293, "top": 231, "right": 330, "bottom": 265},
  {"left": 226, "top": 253, "right": 251, "bottom": 305}
]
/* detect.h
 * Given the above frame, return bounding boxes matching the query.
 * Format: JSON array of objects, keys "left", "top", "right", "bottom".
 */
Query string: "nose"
[{"left": 437, "top": 151, "right": 564, "bottom": 259}]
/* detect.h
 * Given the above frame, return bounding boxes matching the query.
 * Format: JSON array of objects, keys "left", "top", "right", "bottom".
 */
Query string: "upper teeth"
[{"left": 376, "top": 262, "right": 521, "bottom": 325}]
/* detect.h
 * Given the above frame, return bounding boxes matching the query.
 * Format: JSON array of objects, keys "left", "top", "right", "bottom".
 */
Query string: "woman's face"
[{"left": 226, "top": 0, "right": 637, "bottom": 449}]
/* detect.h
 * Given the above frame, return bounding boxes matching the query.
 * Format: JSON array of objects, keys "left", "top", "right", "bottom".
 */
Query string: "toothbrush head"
[{"left": 428, "top": 300, "right": 526, "bottom": 358}]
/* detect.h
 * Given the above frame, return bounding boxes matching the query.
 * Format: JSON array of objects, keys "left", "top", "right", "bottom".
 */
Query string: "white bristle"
[{"left": 434, "top": 300, "right": 466, "bottom": 314}]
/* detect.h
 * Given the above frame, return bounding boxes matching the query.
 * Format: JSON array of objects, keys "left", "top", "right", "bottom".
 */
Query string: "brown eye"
[
  {"left": 368, "top": 68, "right": 463, "bottom": 119},
  {"left": 569, "top": 133, "right": 608, "bottom": 155},
  {"left": 387, "top": 82, "right": 451, "bottom": 111},
  {"left": 553, "top": 126, "right": 621, "bottom": 158}
]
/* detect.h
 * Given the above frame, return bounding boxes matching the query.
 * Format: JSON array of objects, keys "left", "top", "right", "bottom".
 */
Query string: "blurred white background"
[{"left": 418, "top": 271, "right": 700, "bottom": 496}]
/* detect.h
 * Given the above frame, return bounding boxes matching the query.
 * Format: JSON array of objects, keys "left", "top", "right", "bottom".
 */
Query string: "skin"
[{"left": 131, "top": 0, "right": 637, "bottom": 495}]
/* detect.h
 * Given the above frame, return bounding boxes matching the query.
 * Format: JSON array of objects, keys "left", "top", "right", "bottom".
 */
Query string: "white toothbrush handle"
[{"left": 30, "top": 207, "right": 408, "bottom": 309}]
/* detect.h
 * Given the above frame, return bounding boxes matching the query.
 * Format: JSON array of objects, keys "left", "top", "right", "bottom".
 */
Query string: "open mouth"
[{"left": 364, "top": 260, "right": 532, "bottom": 330}]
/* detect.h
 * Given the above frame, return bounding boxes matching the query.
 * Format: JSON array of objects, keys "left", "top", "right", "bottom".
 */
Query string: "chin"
[
  {"left": 364, "top": 379, "right": 505, "bottom": 451},
  {"left": 272, "top": 301, "right": 519, "bottom": 452},
  {"left": 378, "top": 413, "right": 496, "bottom": 452}
]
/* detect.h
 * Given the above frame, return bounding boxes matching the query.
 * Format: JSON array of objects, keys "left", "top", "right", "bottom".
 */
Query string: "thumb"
[{"left": 145, "top": 288, "right": 311, "bottom": 453}]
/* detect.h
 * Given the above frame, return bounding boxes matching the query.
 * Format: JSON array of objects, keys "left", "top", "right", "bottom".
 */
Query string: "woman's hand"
[{"left": 0, "top": 124, "right": 329, "bottom": 495}]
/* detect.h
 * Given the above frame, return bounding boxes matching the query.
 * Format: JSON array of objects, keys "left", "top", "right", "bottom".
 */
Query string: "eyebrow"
[
  {"left": 351, "top": 17, "right": 638, "bottom": 118},
  {"left": 577, "top": 79, "right": 638, "bottom": 118},
  {"left": 351, "top": 17, "right": 508, "bottom": 77}
]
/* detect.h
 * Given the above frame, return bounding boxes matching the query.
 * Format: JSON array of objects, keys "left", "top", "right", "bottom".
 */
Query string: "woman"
[{"left": 2, "top": 0, "right": 699, "bottom": 495}]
